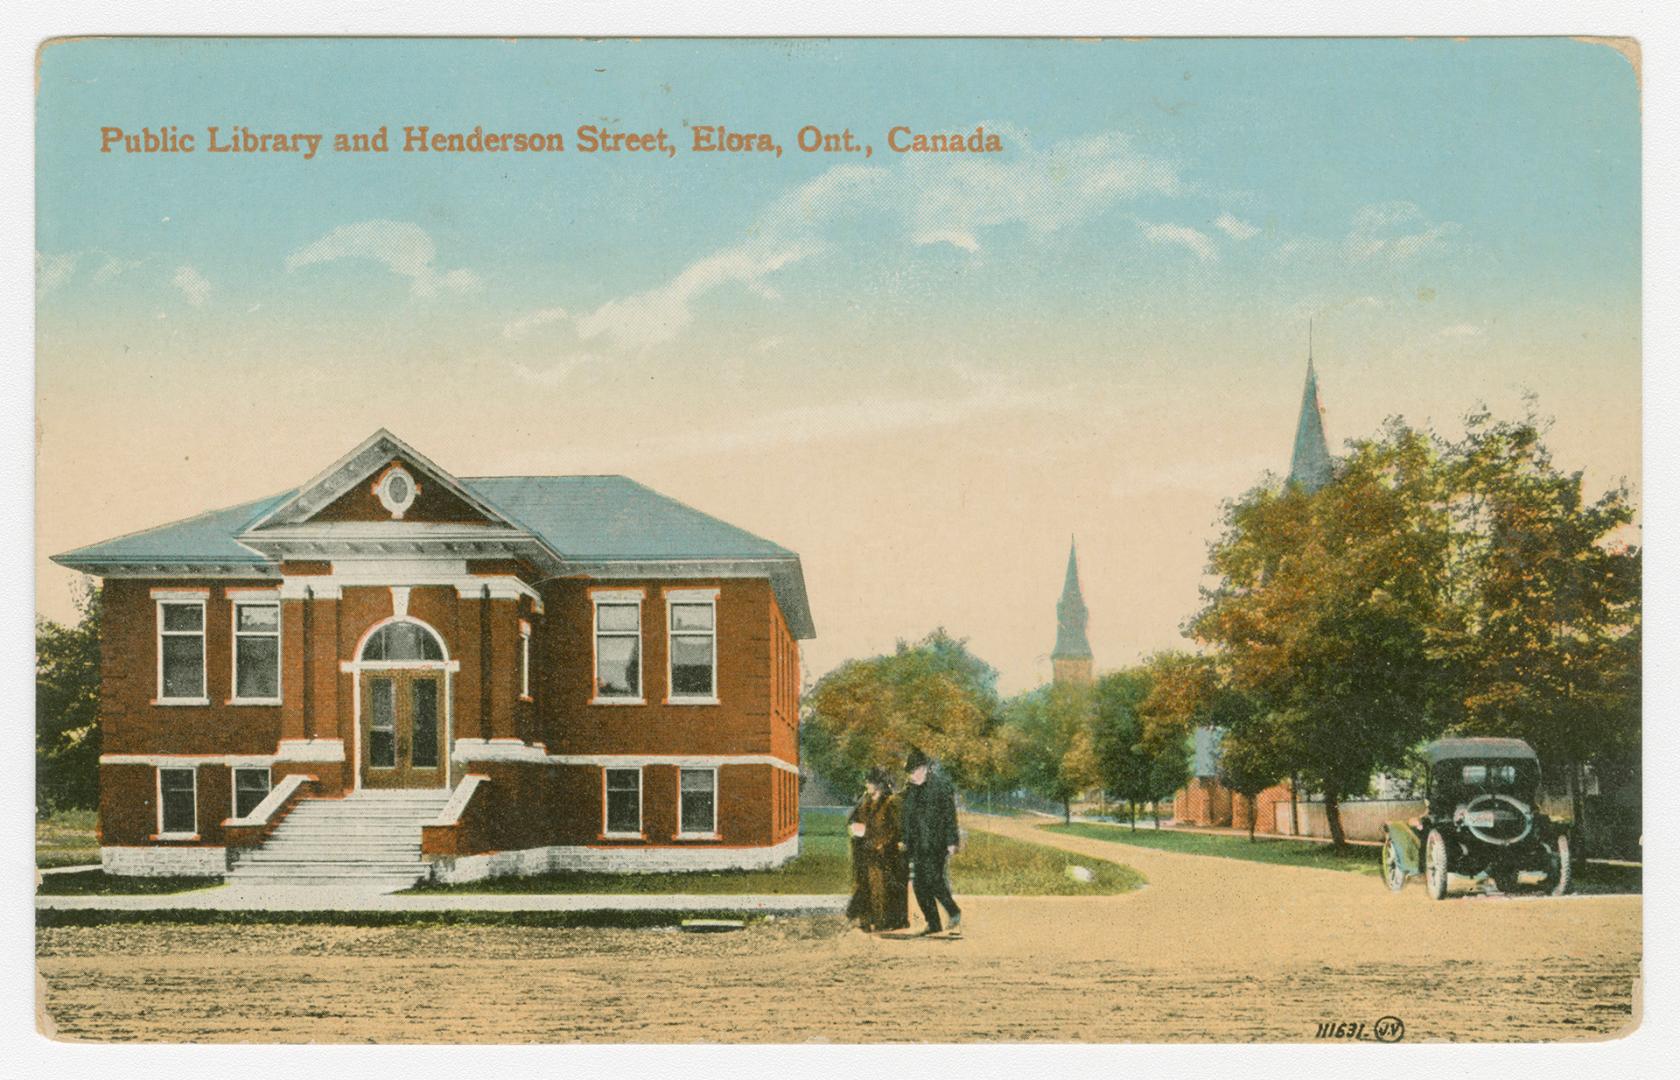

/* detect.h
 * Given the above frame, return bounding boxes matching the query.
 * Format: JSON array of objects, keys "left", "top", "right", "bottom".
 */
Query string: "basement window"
[
  {"left": 604, "top": 768, "right": 642, "bottom": 837},
  {"left": 158, "top": 767, "right": 197, "bottom": 837},
  {"left": 679, "top": 767, "right": 718, "bottom": 837},
  {"left": 233, "top": 767, "right": 271, "bottom": 818}
]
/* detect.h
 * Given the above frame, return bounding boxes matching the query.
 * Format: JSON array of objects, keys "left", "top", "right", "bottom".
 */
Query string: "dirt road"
[{"left": 36, "top": 816, "right": 1641, "bottom": 1042}]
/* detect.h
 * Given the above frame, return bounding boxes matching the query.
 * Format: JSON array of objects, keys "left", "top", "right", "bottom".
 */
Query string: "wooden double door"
[{"left": 360, "top": 671, "right": 446, "bottom": 788}]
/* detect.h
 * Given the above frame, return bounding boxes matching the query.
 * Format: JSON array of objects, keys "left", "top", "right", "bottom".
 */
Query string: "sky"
[{"left": 34, "top": 37, "right": 1641, "bottom": 693}]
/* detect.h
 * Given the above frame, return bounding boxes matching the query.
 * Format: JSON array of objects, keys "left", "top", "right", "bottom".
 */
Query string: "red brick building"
[{"left": 53, "top": 430, "right": 813, "bottom": 885}]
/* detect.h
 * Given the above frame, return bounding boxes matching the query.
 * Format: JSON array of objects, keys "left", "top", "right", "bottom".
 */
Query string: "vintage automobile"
[{"left": 1382, "top": 737, "right": 1573, "bottom": 899}]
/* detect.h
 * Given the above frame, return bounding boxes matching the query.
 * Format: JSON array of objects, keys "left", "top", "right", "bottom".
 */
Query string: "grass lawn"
[
  {"left": 36, "top": 869, "right": 226, "bottom": 896},
  {"left": 36, "top": 808, "right": 100, "bottom": 869},
  {"left": 406, "top": 807, "right": 1143, "bottom": 896},
  {"left": 1045, "top": 822, "right": 1641, "bottom": 894},
  {"left": 1047, "top": 822, "right": 1385, "bottom": 875}
]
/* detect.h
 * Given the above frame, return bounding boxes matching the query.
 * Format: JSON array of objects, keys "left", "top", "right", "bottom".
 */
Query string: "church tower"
[
  {"left": 1288, "top": 331, "right": 1334, "bottom": 493},
  {"left": 1051, "top": 538, "right": 1093, "bottom": 686}
]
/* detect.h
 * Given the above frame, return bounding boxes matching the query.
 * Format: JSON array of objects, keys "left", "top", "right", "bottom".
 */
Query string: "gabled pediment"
[{"left": 244, "top": 429, "right": 519, "bottom": 532}]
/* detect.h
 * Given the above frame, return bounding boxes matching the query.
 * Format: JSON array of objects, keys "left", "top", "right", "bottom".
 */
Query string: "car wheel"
[
  {"left": 1425, "top": 830, "right": 1450, "bottom": 900},
  {"left": 1382, "top": 835, "right": 1408, "bottom": 893},
  {"left": 1549, "top": 834, "right": 1573, "bottom": 896}
]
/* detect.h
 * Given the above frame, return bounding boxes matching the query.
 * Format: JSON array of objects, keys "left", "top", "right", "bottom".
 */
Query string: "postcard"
[{"left": 32, "top": 36, "right": 1642, "bottom": 1046}]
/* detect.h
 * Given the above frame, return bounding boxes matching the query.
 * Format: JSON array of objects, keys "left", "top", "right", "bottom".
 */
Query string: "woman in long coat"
[{"left": 847, "top": 768, "right": 910, "bottom": 931}]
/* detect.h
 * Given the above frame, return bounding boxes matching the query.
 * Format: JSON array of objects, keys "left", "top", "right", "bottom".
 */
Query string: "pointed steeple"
[
  {"left": 1288, "top": 331, "right": 1334, "bottom": 493},
  {"left": 1052, "top": 537, "right": 1092, "bottom": 663}
]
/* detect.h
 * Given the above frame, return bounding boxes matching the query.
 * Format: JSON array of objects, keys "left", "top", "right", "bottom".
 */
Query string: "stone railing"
[{"left": 222, "top": 773, "right": 317, "bottom": 849}]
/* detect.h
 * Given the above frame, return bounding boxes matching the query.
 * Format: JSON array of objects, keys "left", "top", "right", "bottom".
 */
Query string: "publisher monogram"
[{"left": 1314, "top": 1016, "right": 1405, "bottom": 1043}]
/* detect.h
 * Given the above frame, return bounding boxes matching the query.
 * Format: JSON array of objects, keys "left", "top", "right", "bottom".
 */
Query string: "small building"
[{"left": 52, "top": 429, "right": 814, "bottom": 885}]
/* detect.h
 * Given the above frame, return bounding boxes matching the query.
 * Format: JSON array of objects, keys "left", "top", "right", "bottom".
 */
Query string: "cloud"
[
  {"left": 503, "top": 127, "right": 1186, "bottom": 350},
  {"left": 1274, "top": 202, "right": 1459, "bottom": 269},
  {"left": 1140, "top": 222, "right": 1218, "bottom": 262},
  {"left": 1343, "top": 201, "right": 1459, "bottom": 263},
  {"left": 1440, "top": 322, "right": 1483, "bottom": 338},
  {"left": 573, "top": 241, "right": 821, "bottom": 351},
  {"left": 502, "top": 306, "right": 570, "bottom": 340},
  {"left": 285, "top": 220, "right": 481, "bottom": 297},
  {"left": 93, "top": 253, "right": 144, "bottom": 283},
  {"left": 1214, "top": 212, "right": 1259, "bottom": 240},
  {"left": 36, "top": 252, "right": 77, "bottom": 294},
  {"left": 171, "top": 265, "right": 212, "bottom": 307},
  {"left": 913, "top": 229, "right": 981, "bottom": 253}
]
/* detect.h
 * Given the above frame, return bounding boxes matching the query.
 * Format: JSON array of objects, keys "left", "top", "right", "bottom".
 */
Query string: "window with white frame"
[
  {"left": 679, "top": 767, "right": 717, "bottom": 836},
  {"left": 593, "top": 594, "right": 642, "bottom": 701},
  {"left": 157, "top": 600, "right": 206, "bottom": 701},
  {"left": 667, "top": 589, "right": 718, "bottom": 702},
  {"left": 519, "top": 620, "right": 532, "bottom": 700},
  {"left": 233, "top": 767, "right": 271, "bottom": 818},
  {"left": 158, "top": 767, "right": 197, "bottom": 836},
  {"left": 233, "top": 601, "right": 281, "bottom": 702},
  {"left": 604, "top": 768, "right": 642, "bottom": 836}
]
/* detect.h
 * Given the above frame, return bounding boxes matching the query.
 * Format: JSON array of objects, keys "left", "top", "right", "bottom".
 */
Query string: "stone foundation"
[
  {"left": 101, "top": 845, "right": 230, "bottom": 877},
  {"left": 427, "top": 834, "right": 801, "bottom": 884}
]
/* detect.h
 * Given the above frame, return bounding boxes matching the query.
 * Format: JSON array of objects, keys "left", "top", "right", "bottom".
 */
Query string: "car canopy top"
[{"left": 1425, "top": 737, "right": 1538, "bottom": 765}]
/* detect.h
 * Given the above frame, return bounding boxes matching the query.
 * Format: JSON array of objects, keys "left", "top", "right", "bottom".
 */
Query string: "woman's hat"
[
  {"left": 903, "top": 747, "right": 930, "bottom": 771},
  {"left": 865, "top": 766, "right": 892, "bottom": 788}
]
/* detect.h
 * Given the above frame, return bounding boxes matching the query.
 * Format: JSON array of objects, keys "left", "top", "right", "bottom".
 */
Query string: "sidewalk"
[{"left": 36, "top": 884, "right": 848, "bottom": 915}]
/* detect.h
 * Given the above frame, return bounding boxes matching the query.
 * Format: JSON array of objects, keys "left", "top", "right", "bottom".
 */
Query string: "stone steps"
[{"left": 227, "top": 789, "right": 452, "bottom": 891}]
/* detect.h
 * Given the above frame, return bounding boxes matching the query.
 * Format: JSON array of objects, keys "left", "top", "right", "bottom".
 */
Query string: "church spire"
[
  {"left": 1052, "top": 537, "right": 1093, "bottom": 685},
  {"left": 1288, "top": 330, "right": 1334, "bottom": 493}
]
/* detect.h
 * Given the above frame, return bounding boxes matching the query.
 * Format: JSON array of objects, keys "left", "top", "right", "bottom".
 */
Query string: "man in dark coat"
[{"left": 900, "top": 747, "right": 962, "bottom": 935}]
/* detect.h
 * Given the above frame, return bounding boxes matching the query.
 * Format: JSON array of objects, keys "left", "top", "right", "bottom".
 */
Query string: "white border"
[{"left": 10, "top": 10, "right": 1677, "bottom": 1080}]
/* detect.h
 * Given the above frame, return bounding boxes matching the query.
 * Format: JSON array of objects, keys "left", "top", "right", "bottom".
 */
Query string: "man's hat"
[{"left": 904, "top": 747, "right": 930, "bottom": 771}]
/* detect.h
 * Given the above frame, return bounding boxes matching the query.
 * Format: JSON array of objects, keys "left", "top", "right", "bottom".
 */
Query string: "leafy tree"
[
  {"left": 1089, "top": 665, "right": 1192, "bottom": 829},
  {"left": 37, "top": 580, "right": 102, "bottom": 814},
  {"left": 1193, "top": 422, "right": 1454, "bottom": 847},
  {"left": 1000, "top": 680, "right": 1098, "bottom": 824},
  {"left": 1438, "top": 408, "right": 1641, "bottom": 833},
  {"left": 801, "top": 628, "right": 1006, "bottom": 796},
  {"left": 1090, "top": 668, "right": 1153, "bottom": 829},
  {"left": 1215, "top": 709, "right": 1288, "bottom": 841}
]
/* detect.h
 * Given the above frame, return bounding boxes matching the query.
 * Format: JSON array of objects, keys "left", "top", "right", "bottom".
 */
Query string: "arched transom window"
[{"left": 360, "top": 620, "right": 445, "bottom": 662}]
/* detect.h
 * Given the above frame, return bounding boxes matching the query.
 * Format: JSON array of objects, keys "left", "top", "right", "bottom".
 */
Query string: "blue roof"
[
  {"left": 53, "top": 491, "right": 296, "bottom": 568},
  {"left": 462, "top": 476, "right": 795, "bottom": 561},
  {"left": 54, "top": 477, "right": 795, "bottom": 567}
]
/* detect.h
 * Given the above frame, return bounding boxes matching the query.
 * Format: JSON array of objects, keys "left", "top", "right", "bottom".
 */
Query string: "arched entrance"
[{"left": 356, "top": 618, "right": 450, "bottom": 789}]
